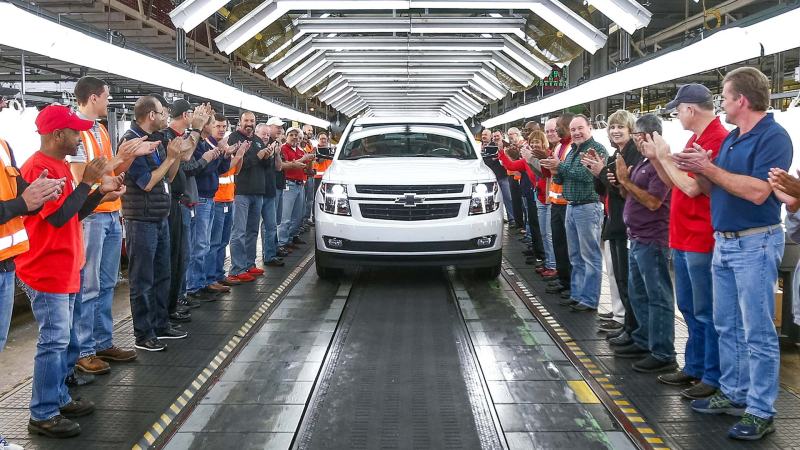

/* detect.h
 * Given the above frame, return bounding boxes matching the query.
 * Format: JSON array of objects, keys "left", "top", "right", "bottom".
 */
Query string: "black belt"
[
  {"left": 569, "top": 200, "right": 598, "bottom": 206},
  {"left": 286, "top": 179, "right": 305, "bottom": 185}
]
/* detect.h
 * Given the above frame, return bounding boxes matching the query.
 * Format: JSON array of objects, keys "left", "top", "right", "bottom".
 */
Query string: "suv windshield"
[{"left": 339, "top": 124, "right": 476, "bottom": 160}]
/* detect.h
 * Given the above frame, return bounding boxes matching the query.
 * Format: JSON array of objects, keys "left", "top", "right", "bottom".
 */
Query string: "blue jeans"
[
  {"left": 536, "top": 197, "right": 555, "bottom": 269},
  {"left": 18, "top": 280, "right": 78, "bottom": 421},
  {"left": 187, "top": 198, "right": 214, "bottom": 292},
  {"left": 278, "top": 182, "right": 306, "bottom": 246},
  {"left": 126, "top": 219, "right": 171, "bottom": 342},
  {"left": 673, "top": 249, "right": 720, "bottom": 386},
  {"left": 712, "top": 229, "right": 783, "bottom": 419},
  {"left": 207, "top": 201, "right": 233, "bottom": 285},
  {"left": 498, "top": 176, "right": 514, "bottom": 222},
  {"left": 260, "top": 195, "right": 278, "bottom": 262},
  {"left": 565, "top": 202, "right": 603, "bottom": 307},
  {"left": 628, "top": 240, "right": 675, "bottom": 362},
  {"left": 229, "top": 194, "right": 262, "bottom": 275},
  {"left": 276, "top": 189, "right": 284, "bottom": 225},
  {"left": 304, "top": 175, "right": 315, "bottom": 221},
  {"left": 0, "top": 271, "right": 16, "bottom": 351},
  {"left": 75, "top": 211, "right": 122, "bottom": 357}
]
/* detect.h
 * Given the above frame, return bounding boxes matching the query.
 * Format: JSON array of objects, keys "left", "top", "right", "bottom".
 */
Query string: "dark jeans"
[
  {"left": 126, "top": 219, "right": 171, "bottom": 342},
  {"left": 168, "top": 198, "right": 190, "bottom": 312},
  {"left": 523, "top": 191, "right": 545, "bottom": 259},
  {"left": 608, "top": 238, "right": 636, "bottom": 334},
  {"left": 550, "top": 203, "right": 571, "bottom": 287},
  {"left": 510, "top": 177, "right": 525, "bottom": 227},
  {"left": 629, "top": 240, "right": 675, "bottom": 362}
]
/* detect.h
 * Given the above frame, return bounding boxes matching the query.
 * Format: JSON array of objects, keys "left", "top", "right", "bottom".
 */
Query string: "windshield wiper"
[
  {"left": 406, "top": 154, "right": 469, "bottom": 159},
  {"left": 341, "top": 154, "right": 391, "bottom": 160}
]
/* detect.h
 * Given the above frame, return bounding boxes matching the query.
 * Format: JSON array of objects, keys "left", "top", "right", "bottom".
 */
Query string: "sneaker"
[
  {"left": 597, "top": 312, "right": 614, "bottom": 320},
  {"left": 176, "top": 304, "right": 191, "bottom": 314},
  {"left": 134, "top": 338, "right": 167, "bottom": 352},
  {"left": 545, "top": 283, "right": 564, "bottom": 294},
  {"left": 613, "top": 343, "right": 648, "bottom": 358},
  {"left": 292, "top": 236, "right": 307, "bottom": 245},
  {"left": 681, "top": 382, "right": 718, "bottom": 400},
  {"left": 28, "top": 415, "right": 80, "bottom": 438},
  {"left": 178, "top": 296, "right": 202, "bottom": 309},
  {"left": 59, "top": 398, "right": 95, "bottom": 418},
  {"left": 75, "top": 356, "right": 110, "bottom": 375},
  {"left": 535, "top": 266, "right": 547, "bottom": 274},
  {"left": 0, "top": 435, "right": 24, "bottom": 450},
  {"left": 543, "top": 274, "right": 559, "bottom": 281},
  {"left": 657, "top": 370, "right": 698, "bottom": 386},
  {"left": 691, "top": 392, "right": 746, "bottom": 416},
  {"left": 229, "top": 273, "right": 255, "bottom": 283},
  {"left": 547, "top": 280, "right": 562, "bottom": 287},
  {"left": 559, "top": 290, "right": 572, "bottom": 299},
  {"left": 157, "top": 326, "right": 188, "bottom": 340},
  {"left": 608, "top": 332, "right": 633, "bottom": 347},
  {"left": 598, "top": 320, "right": 623, "bottom": 333},
  {"left": 277, "top": 247, "right": 291, "bottom": 257},
  {"left": 264, "top": 258, "right": 285, "bottom": 267},
  {"left": 540, "top": 269, "right": 558, "bottom": 278},
  {"left": 632, "top": 355, "right": 678, "bottom": 373},
  {"left": 558, "top": 297, "right": 578, "bottom": 306},
  {"left": 246, "top": 267, "right": 265, "bottom": 276},
  {"left": 570, "top": 303, "right": 596, "bottom": 312},
  {"left": 728, "top": 413, "right": 775, "bottom": 440},
  {"left": 65, "top": 371, "right": 95, "bottom": 386},
  {"left": 606, "top": 329, "right": 625, "bottom": 340},
  {"left": 169, "top": 311, "right": 191, "bottom": 323},
  {"left": 96, "top": 346, "right": 137, "bottom": 362}
]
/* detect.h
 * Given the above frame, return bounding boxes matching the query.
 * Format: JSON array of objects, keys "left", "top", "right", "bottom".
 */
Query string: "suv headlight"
[
  {"left": 469, "top": 182, "right": 500, "bottom": 215},
  {"left": 319, "top": 182, "right": 351, "bottom": 216}
]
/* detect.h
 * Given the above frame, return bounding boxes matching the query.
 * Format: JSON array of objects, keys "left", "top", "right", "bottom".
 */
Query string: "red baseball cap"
[{"left": 35, "top": 104, "right": 94, "bottom": 135}]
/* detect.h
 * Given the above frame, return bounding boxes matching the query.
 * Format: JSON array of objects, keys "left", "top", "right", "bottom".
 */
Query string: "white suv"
[{"left": 314, "top": 116, "right": 503, "bottom": 279}]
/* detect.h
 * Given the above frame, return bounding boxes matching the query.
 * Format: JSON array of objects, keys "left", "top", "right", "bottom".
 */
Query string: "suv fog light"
[
  {"left": 475, "top": 236, "right": 494, "bottom": 248},
  {"left": 326, "top": 237, "right": 344, "bottom": 249}
]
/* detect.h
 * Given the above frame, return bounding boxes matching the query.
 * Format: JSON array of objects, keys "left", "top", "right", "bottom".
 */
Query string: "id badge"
[
  {"left": 164, "top": 181, "right": 170, "bottom": 195},
  {"left": 190, "top": 208, "right": 196, "bottom": 218},
  {"left": 223, "top": 206, "right": 229, "bottom": 214}
]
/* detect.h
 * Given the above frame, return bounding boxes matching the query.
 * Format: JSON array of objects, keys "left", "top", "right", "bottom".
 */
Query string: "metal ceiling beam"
[{"left": 322, "top": 51, "right": 493, "bottom": 63}]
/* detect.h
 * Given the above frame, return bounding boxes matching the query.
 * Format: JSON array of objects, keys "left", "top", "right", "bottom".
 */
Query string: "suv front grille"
[
  {"left": 355, "top": 184, "right": 464, "bottom": 195},
  {"left": 359, "top": 203, "right": 461, "bottom": 221}
]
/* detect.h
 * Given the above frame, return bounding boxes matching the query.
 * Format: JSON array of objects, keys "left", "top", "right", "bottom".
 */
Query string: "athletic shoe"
[
  {"left": 728, "top": 413, "right": 775, "bottom": 440},
  {"left": 0, "top": 435, "right": 24, "bottom": 450},
  {"left": 598, "top": 320, "right": 623, "bottom": 332},
  {"left": 219, "top": 276, "right": 241, "bottom": 287},
  {"left": 597, "top": 312, "right": 613, "bottom": 320},
  {"left": 229, "top": 273, "right": 255, "bottom": 283},
  {"left": 157, "top": 326, "right": 188, "bottom": 340},
  {"left": 247, "top": 267, "right": 265, "bottom": 276},
  {"left": 691, "top": 392, "right": 746, "bottom": 416},
  {"left": 134, "top": 338, "right": 167, "bottom": 352}
]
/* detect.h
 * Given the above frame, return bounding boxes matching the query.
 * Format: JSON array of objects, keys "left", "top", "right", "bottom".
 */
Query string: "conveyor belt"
[{"left": 294, "top": 269, "right": 501, "bottom": 450}]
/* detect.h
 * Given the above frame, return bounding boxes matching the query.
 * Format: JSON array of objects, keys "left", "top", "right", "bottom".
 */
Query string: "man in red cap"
[{"left": 16, "top": 104, "right": 125, "bottom": 439}]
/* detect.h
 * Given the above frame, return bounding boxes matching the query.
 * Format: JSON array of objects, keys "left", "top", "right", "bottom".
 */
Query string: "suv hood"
[{"left": 324, "top": 158, "right": 495, "bottom": 184}]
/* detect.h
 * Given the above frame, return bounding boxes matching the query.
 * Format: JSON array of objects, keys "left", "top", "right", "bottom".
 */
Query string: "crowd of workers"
[
  {"left": 481, "top": 66, "right": 796, "bottom": 442},
  {"left": 0, "top": 64, "right": 796, "bottom": 446},
  {"left": 0, "top": 77, "right": 330, "bottom": 444}
]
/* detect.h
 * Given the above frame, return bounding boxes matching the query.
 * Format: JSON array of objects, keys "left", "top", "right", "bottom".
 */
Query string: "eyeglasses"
[
  {"left": 151, "top": 109, "right": 166, "bottom": 117},
  {"left": 631, "top": 132, "right": 649, "bottom": 139}
]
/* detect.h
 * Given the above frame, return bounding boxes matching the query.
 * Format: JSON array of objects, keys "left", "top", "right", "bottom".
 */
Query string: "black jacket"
[
  {"left": 228, "top": 130, "right": 274, "bottom": 196},
  {"left": 120, "top": 123, "right": 171, "bottom": 221},
  {"left": 597, "top": 139, "right": 643, "bottom": 241}
]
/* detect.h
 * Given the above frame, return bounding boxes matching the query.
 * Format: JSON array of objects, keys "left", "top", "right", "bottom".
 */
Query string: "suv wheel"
[
  {"left": 315, "top": 249, "right": 341, "bottom": 280},
  {"left": 474, "top": 263, "right": 501, "bottom": 279}
]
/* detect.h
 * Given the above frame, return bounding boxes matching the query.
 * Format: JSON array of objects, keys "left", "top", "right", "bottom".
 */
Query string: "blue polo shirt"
[{"left": 710, "top": 113, "right": 792, "bottom": 232}]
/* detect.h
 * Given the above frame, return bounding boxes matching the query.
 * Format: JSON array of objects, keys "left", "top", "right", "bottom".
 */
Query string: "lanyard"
[{"left": 128, "top": 128, "right": 162, "bottom": 165}]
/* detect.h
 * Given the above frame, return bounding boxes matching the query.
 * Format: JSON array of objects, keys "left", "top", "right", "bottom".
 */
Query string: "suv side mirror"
[
  {"left": 316, "top": 146, "right": 335, "bottom": 160},
  {"left": 481, "top": 145, "right": 498, "bottom": 158}
]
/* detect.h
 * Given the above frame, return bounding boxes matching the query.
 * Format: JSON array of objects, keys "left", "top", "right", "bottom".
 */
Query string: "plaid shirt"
[{"left": 553, "top": 137, "right": 608, "bottom": 203}]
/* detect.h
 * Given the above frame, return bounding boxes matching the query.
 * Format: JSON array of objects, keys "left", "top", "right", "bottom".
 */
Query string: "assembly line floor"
[{"left": 1, "top": 229, "right": 800, "bottom": 449}]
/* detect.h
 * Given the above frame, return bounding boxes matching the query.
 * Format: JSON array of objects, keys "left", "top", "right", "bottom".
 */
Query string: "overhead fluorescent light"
[
  {"left": 588, "top": 0, "right": 652, "bottom": 35},
  {"left": 169, "top": 0, "right": 228, "bottom": 32},
  {"left": 0, "top": 3, "right": 328, "bottom": 128}
]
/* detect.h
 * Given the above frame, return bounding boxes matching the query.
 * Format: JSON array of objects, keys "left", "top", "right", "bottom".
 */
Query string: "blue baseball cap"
[{"left": 666, "top": 84, "right": 713, "bottom": 110}]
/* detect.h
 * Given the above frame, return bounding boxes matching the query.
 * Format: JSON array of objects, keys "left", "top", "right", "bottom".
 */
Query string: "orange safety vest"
[
  {"left": 78, "top": 123, "right": 121, "bottom": 213},
  {"left": 214, "top": 167, "right": 236, "bottom": 203},
  {"left": 547, "top": 142, "right": 570, "bottom": 206},
  {"left": 0, "top": 139, "right": 30, "bottom": 261},
  {"left": 313, "top": 158, "right": 332, "bottom": 179}
]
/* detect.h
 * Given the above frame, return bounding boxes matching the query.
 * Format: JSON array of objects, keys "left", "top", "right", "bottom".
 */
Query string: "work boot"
[
  {"left": 608, "top": 332, "right": 633, "bottom": 347},
  {"left": 96, "top": 345, "right": 137, "bottom": 362},
  {"left": 545, "top": 283, "right": 563, "bottom": 294},
  {"left": 75, "top": 356, "right": 110, "bottom": 375},
  {"left": 59, "top": 398, "right": 95, "bottom": 418},
  {"left": 657, "top": 370, "right": 698, "bottom": 386},
  {"left": 202, "top": 282, "right": 230, "bottom": 294},
  {"left": 613, "top": 343, "right": 648, "bottom": 358},
  {"left": 632, "top": 355, "right": 678, "bottom": 373},
  {"left": 28, "top": 415, "right": 80, "bottom": 438},
  {"left": 681, "top": 382, "right": 718, "bottom": 400}
]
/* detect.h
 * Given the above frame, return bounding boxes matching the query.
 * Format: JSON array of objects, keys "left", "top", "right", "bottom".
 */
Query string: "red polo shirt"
[
  {"left": 669, "top": 117, "right": 729, "bottom": 253},
  {"left": 281, "top": 143, "right": 307, "bottom": 182},
  {"left": 16, "top": 151, "right": 84, "bottom": 293}
]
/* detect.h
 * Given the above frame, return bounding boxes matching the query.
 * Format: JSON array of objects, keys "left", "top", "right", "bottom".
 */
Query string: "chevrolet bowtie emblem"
[{"left": 395, "top": 193, "right": 425, "bottom": 207}]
